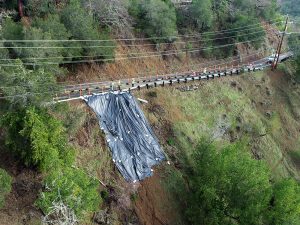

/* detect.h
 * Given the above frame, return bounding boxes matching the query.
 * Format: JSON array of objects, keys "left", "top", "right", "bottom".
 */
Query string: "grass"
[
  {"left": 46, "top": 68, "right": 300, "bottom": 224},
  {"left": 136, "top": 69, "right": 300, "bottom": 182}
]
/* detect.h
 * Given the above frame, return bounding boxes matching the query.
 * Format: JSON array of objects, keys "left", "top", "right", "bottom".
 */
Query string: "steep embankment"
[
  {"left": 133, "top": 67, "right": 300, "bottom": 225},
  {"left": 52, "top": 22, "right": 300, "bottom": 224},
  {"left": 50, "top": 65, "right": 300, "bottom": 225},
  {"left": 0, "top": 21, "right": 296, "bottom": 224}
]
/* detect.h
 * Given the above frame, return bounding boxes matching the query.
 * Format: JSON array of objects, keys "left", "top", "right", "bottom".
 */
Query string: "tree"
[
  {"left": 228, "top": 13, "right": 265, "bottom": 49},
  {"left": 25, "top": 0, "right": 56, "bottom": 17},
  {"left": 0, "top": 107, "right": 75, "bottom": 172},
  {"left": 60, "top": 0, "right": 115, "bottom": 59},
  {"left": 82, "top": 0, "right": 133, "bottom": 37},
  {"left": 268, "top": 179, "right": 300, "bottom": 225},
  {"left": 0, "top": 168, "right": 12, "bottom": 209},
  {"left": 186, "top": 140, "right": 272, "bottom": 225},
  {"left": 294, "top": 56, "right": 300, "bottom": 82},
  {"left": 189, "top": 0, "right": 213, "bottom": 31},
  {"left": 36, "top": 167, "right": 101, "bottom": 218},
  {"left": 1, "top": 17, "right": 23, "bottom": 41},
  {"left": 281, "top": 0, "right": 300, "bottom": 17},
  {"left": 1, "top": 18, "right": 66, "bottom": 76},
  {"left": 32, "top": 14, "right": 82, "bottom": 59},
  {"left": 129, "top": 0, "right": 178, "bottom": 43},
  {"left": 0, "top": 60, "right": 58, "bottom": 107}
]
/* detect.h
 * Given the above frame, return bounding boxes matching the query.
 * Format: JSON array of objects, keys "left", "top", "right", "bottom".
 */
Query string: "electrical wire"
[
  {"left": 0, "top": 50, "right": 266, "bottom": 90},
  {"left": 0, "top": 49, "right": 266, "bottom": 85},
  {"left": 0, "top": 57, "right": 269, "bottom": 100},
  {"left": 0, "top": 38, "right": 265, "bottom": 67},
  {"left": 0, "top": 20, "right": 282, "bottom": 44},
  {"left": 0, "top": 30, "right": 268, "bottom": 62},
  {"left": 0, "top": 28, "right": 271, "bottom": 50}
]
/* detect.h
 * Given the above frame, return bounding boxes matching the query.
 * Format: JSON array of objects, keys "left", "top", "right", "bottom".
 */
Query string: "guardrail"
[{"left": 54, "top": 62, "right": 269, "bottom": 103}]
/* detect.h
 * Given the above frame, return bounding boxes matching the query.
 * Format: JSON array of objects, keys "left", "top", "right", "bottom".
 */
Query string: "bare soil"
[
  {"left": 135, "top": 168, "right": 184, "bottom": 225},
  {"left": 0, "top": 147, "right": 43, "bottom": 225}
]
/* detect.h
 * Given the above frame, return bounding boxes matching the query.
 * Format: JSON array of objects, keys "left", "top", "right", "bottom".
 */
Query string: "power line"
[
  {"left": 0, "top": 20, "right": 282, "bottom": 44},
  {"left": 1, "top": 49, "right": 265, "bottom": 85},
  {"left": 0, "top": 38, "right": 265, "bottom": 67},
  {"left": 0, "top": 50, "right": 265, "bottom": 90},
  {"left": 0, "top": 28, "right": 271, "bottom": 50},
  {"left": 0, "top": 58, "right": 264, "bottom": 100},
  {"left": 0, "top": 30, "right": 268, "bottom": 62}
]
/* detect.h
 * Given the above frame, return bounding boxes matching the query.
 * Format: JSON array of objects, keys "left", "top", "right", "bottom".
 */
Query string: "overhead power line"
[
  {"left": 0, "top": 50, "right": 265, "bottom": 89},
  {"left": 0, "top": 56, "right": 266, "bottom": 100},
  {"left": 0, "top": 48, "right": 270, "bottom": 84},
  {"left": 0, "top": 28, "right": 271, "bottom": 51},
  {"left": 0, "top": 30, "right": 269, "bottom": 62},
  {"left": 0, "top": 38, "right": 265, "bottom": 67},
  {"left": 0, "top": 20, "right": 282, "bottom": 44},
  {"left": 0, "top": 27, "right": 272, "bottom": 50}
]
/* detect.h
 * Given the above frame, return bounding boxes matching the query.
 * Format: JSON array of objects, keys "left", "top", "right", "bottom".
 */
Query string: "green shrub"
[
  {"left": 0, "top": 108, "right": 75, "bottom": 172},
  {"left": 186, "top": 140, "right": 272, "bottom": 225},
  {"left": 268, "top": 178, "right": 300, "bottom": 225},
  {"left": 129, "top": 0, "right": 178, "bottom": 43},
  {"left": 25, "top": 0, "right": 57, "bottom": 17},
  {"left": 0, "top": 169, "right": 12, "bottom": 209},
  {"left": 32, "top": 14, "right": 83, "bottom": 59},
  {"left": 36, "top": 167, "right": 101, "bottom": 218},
  {"left": 187, "top": 0, "right": 213, "bottom": 31},
  {"left": 60, "top": 0, "right": 115, "bottom": 59},
  {"left": 0, "top": 60, "right": 58, "bottom": 107}
]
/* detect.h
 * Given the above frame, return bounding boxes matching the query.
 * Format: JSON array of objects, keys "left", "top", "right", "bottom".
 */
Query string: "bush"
[
  {"left": 0, "top": 107, "right": 75, "bottom": 172},
  {"left": 268, "top": 178, "right": 300, "bottom": 225},
  {"left": 0, "top": 60, "right": 58, "bottom": 107},
  {"left": 186, "top": 140, "right": 272, "bottom": 225},
  {"left": 0, "top": 169, "right": 12, "bottom": 209},
  {"left": 129, "top": 0, "right": 178, "bottom": 43},
  {"left": 187, "top": 0, "right": 213, "bottom": 31},
  {"left": 32, "top": 14, "right": 83, "bottom": 59},
  {"left": 36, "top": 167, "right": 101, "bottom": 218},
  {"left": 60, "top": 0, "right": 115, "bottom": 59},
  {"left": 1, "top": 18, "right": 66, "bottom": 76},
  {"left": 1, "top": 18, "right": 23, "bottom": 41},
  {"left": 25, "top": 0, "right": 57, "bottom": 17}
]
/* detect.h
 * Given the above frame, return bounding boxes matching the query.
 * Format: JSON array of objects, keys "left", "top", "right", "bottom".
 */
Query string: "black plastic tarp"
[{"left": 84, "top": 92, "right": 165, "bottom": 182}]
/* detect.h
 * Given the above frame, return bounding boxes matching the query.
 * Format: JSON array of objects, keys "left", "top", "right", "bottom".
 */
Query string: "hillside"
[{"left": 1, "top": 1, "right": 300, "bottom": 225}]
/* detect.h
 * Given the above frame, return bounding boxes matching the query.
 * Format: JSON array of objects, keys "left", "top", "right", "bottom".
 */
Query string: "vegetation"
[
  {"left": 281, "top": 0, "right": 300, "bottom": 17},
  {"left": 0, "top": 107, "right": 74, "bottom": 172},
  {"left": 36, "top": 167, "right": 101, "bottom": 218},
  {"left": 129, "top": 0, "right": 177, "bottom": 42},
  {"left": 0, "top": 0, "right": 299, "bottom": 224},
  {"left": 0, "top": 60, "right": 58, "bottom": 107},
  {"left": 0, "top": 169, "right": 12, "bottom": 209},
  {"left": 60, "top": 0, "right": 115, "bottom": 59},
  {"left": 186, "top": 140, "right": 300, "bottom": 225},
  {"left": 288, "top": 34, "right": 300, "bottom": 82}
]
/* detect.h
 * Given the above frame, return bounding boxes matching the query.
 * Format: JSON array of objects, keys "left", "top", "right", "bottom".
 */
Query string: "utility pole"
[
  {"left": 272, "top": 15, "right": 289, "bottom": 70},
  {"left": 18, "top": 0, "right": 24, "bottom": 18}
]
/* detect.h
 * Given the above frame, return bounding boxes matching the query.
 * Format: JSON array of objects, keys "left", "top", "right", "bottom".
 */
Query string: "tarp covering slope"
[{"left": 84, "top": 92, "right": 165, "bottom": 182}]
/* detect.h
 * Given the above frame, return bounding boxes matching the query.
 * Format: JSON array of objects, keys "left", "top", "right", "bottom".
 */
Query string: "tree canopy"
[
  {"left": 186, "top": 140, "right": 300, "bottom": 225},
  {"left": 0, "top": 107, "right": 74, "bottom": 172}
]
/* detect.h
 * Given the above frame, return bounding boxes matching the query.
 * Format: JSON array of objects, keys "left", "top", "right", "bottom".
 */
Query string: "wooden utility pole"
[
  {"left": 272, "top": 15, "right": 289, "bottom": 70},
  {"left": 18, "top": 0, "right": 24, "bottom": 18}
]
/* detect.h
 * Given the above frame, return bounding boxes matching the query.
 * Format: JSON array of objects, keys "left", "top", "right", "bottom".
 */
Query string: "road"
[{"left": 54, "top": 52, "right": 293, "bottom": 103}]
